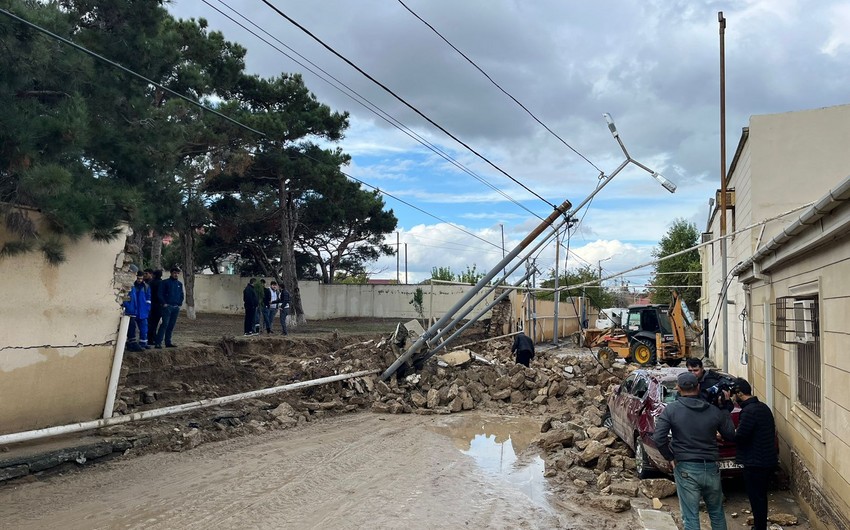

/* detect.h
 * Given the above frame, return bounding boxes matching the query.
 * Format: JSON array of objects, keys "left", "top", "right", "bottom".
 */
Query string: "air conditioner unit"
[{"left": 793, "top": 299, "right": 816, "bottom": 343}]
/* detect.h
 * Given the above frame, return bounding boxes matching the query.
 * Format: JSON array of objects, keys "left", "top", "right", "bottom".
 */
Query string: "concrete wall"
[
  {"left": 192, "top": 275, "right": 498, "bottom": 321},
  {"left": 745, "top": 236, "right": 850, "bottom": 529},
  {"left": 192, "top": 275, "right": 596, "bottom": 343},
  {"left": 0, "top": 210, "right": 127, "bottom": 435},
  {"left": 703, "top": 104, "right": 850, "bottom": 376}
]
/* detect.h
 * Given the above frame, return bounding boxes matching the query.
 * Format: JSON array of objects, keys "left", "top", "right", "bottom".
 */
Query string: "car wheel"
[
  {"left": 634, "top": 436, "right": 656, "bottom": 479},
  {"left": 602, "top": 409, "right": 613, "bottom": 430},
  {"left": 630, "top": 340, "right": 657, "bottom": 366}
]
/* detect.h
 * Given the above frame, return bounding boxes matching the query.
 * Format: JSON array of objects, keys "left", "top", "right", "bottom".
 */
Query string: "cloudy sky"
[{"left": 170, "top": 0, "right": 850, "bottom": 287}]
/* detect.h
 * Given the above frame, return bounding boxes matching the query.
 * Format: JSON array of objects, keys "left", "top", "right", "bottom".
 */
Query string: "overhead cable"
[
  {"left": 207, "top": 0, "right": 544, "bottom": 221},
  {"left": 397, "top": 0, "right": 603, "bottom": 174},
  {"left": 258, "top": 0, "right": 556, "bottom": 209}
]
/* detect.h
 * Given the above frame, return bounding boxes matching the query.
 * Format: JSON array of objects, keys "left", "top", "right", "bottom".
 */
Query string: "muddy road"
[{"left": 0, "top": 413, "right": 638, "bottom": 530}]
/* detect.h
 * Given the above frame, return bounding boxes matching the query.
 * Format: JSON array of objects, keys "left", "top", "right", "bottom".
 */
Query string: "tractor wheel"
[
  {"left": 630, "top": 340, "right": 657, "bottom": 366},
  {"left": 598, "top": 347, "right": 616, "bottom": 368}
]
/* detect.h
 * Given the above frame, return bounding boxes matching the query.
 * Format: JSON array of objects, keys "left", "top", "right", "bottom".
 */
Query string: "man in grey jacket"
[{"left": 653, "top": 371, "right": 735, "bottom": 530}]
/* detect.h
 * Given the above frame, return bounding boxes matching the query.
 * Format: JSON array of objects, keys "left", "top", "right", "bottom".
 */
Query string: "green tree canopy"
[
  {"left": 538, "top": 264, "right": 613, "bottom": 308},
  {"left": 650, "top": 218, "right": 701, "bottom": 309}
]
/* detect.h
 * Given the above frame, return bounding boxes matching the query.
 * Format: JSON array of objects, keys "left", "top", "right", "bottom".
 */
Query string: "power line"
[
  {"left": 396, "top": 0, "right": 602, "bottom": 174},
  {"left": 2, "top": 7, "right": 505, "bottom": 257},
  {"left": 258, "top": 0, "right": 555, "bottom": 209},
  {"left": 207, "top": 0, "right": 545, "bottom": 221},
  {"left": 0, "top": 7, "right": 266, "bottom": 138}
]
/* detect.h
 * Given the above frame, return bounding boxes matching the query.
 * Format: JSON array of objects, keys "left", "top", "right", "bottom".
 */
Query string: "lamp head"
[
  {"left": 651, "top": 171, "right": 677, "bottom": 193},
  {"left": 602, "top": 113, "right": 618, "bottom": 137}
]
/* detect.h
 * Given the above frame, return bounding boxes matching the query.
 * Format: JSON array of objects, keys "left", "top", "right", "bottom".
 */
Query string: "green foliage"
[
  {"left": 410, "top": 287, "right": 425, "bottom": 320},
  {"left": 335, "top": 273, "right": 368, "bottom": 285},
  {"left": 538, "top": 264, "right": 613, "bottom": 308},
  {"left": 430, "top": 266, "right": 455, "bottom": 282},
  {"left": 457, "top": 264, "right": 485, "bottom": 285},
  {"left": 650, "top": 219, "right": 701, "bottom": 308}
]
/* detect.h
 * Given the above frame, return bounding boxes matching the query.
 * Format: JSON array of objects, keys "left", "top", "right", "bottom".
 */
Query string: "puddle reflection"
[{"left": 433, "top": 415, "right": 551, "bottom": 509}]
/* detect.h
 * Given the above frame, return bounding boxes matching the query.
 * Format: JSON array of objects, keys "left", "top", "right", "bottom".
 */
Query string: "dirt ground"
[
  {"left": 0, "top": 314, "right": 815, "bottom": 529},
  {"left": 0, "top": 413, "right": 634, "bottom": 530}
]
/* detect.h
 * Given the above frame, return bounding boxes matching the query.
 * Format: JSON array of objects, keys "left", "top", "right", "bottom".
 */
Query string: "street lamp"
[{"left": 602, "top": 113, "right": 677, "bottom": 194}]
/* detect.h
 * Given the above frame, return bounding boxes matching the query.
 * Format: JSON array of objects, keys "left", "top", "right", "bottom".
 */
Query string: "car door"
[
  {"left": 610, "top": 374, "right": 636, "bottom": 442},
  {"left": 624, "top": 374, "right": 650, "bottom": 437}
]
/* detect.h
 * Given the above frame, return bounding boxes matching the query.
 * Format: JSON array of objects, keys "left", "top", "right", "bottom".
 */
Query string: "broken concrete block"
[
  {"left": 437, "top": 349, "right": 474, "bottom": 367},
  {"left": 640, "top": 478, "right": 678, "bottom": 499},
  {"left": 609, "top": 480, "right": 639, "bottom": 497}
]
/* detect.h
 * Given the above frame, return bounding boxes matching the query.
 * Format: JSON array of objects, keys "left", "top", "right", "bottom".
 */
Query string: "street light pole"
[{"left": 719, "top": 11, "right": 729, "bottom": 372}]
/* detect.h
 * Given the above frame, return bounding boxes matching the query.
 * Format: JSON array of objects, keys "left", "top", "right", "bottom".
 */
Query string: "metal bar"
[{"left": 0, "top": 369, "right": 379, "bottom": 446}]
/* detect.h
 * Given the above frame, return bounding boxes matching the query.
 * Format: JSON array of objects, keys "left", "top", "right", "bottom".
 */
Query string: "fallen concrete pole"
[{"left": 0, "top": 369, "right": 380, "bottom": 446}]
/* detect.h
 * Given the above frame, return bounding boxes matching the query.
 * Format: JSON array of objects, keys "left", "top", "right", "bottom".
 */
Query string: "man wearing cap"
[
  {"left": 732, "top": 377, "right": 777, "bottom": 530},
  {"left": 155, "top": 266, "right": 184, "bottom": 348},
  {"left": 652, "top": 371, "right": 736, "bottom": 530}
]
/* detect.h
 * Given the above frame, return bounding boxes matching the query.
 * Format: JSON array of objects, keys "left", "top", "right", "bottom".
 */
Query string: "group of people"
[
  {"left": 242, "top": 278, "right": 290, "bottom": 336},
  {"left": 123, "top": 266, "right": 185, "bottom": 350},
  {"left": 653, "top": 358, "right": 778, "bottom": 530}
]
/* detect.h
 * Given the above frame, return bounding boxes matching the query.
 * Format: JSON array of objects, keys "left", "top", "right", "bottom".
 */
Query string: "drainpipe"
[
  {"left": 103, "top": 315, "right": 131, "bottom": 419},
  {"left": 763, "top": 302, "right": 774, "bottom": 411},
  {"left": 0, "top": 369, "right": 379, "bottom": 446}
]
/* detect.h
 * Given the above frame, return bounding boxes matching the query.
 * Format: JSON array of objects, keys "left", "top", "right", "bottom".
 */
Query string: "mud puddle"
[{"left": 430, "top": 414, "right": 551, "bottom": 511}]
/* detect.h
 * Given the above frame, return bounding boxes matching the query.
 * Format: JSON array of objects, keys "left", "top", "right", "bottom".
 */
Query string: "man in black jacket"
[
  {"left": 653, "top": 371, "right": 735, "bottom": 530},
  {"left": 511, "top": 331, "right": 534, "bottom": 367},
  {"left": 733, "top": 377, "right": 777, "bottom": 530},
  {"left": 243, "top": 278, "right": 259, "bottom": 336}
]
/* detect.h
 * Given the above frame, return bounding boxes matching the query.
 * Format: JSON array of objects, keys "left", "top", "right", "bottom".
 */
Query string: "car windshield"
[
  {"left": 660, "top": 380, "right": 679, "bottom": 403},
  {"left": 658, "top": 310, "right": 674, "bottom": 334}
]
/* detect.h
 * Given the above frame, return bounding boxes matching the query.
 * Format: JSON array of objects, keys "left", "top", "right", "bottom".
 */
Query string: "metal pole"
[
  {"left": 500, "top": 223, "right": 507, "bottom": 278},
  {"left": 0, "top": 369, "right": 379, "bottom": 446},
  {"left": 532, "top": 259, "right": 538, "bottom": 340},
  {"left": 553, "top": 229, "right": 560, "bottom": 345},
  {"left": 396, "top": 231, "right": 400, "bottom": 284},
  {"left": 719, "top": 11, "right": 729, "bottom": 371},
  {"left": 404, "top": 243, "right": 408, "bottom": 284},
  {"left": 381, "top": 198, "right": 571, "bottom": 379}
]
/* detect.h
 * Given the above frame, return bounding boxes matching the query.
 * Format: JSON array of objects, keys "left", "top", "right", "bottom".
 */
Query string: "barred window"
[{"left": 776, "top": 296, "right": 821, "bottom": 416}]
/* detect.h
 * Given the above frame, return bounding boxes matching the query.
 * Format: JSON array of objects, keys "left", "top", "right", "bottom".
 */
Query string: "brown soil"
[{"left": 0, "top": 315, "right": 814, "bottom": 529}]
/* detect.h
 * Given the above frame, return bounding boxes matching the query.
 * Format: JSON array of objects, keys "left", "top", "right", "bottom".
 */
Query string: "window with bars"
[{"left": 776, "top": 296, "right": 821, "bottom": 417}]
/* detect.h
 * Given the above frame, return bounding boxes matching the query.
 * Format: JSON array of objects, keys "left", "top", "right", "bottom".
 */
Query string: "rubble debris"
[{"left": 640, "top": 478, "right": 678, "bottom": 499}]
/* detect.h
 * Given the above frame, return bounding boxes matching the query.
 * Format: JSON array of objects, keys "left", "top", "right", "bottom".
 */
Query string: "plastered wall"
[{"left": 0, "top": 210, "right": 127, "bottom": 434}]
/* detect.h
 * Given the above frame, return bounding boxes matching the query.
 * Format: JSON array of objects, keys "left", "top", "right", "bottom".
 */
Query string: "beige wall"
[
  {"left": 0, "top": 210, "right": 127, "bottom": 434},
  {"left": 745, "top": 234, "right": 850, "bottom": 529},
  {"left": 192, "top": 275, "right": 499, "bottom": 321},
  {"left": 703, "top": 104, "right": 850, "bottom": 376}
]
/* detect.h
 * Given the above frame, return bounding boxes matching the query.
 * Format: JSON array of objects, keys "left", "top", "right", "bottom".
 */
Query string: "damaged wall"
[{"left": 0, "top": 208, "right": 128, "bottom": 434}]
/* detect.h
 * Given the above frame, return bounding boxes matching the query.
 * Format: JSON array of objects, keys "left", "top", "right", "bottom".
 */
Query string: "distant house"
[{"left": 700, "top": 103, "right": 850, "bottom": 529}]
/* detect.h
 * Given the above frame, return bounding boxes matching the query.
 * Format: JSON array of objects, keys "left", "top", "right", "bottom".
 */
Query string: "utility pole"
[
  {"left": 719, "top": 11, "right": 729, "bottom": 372},
  {"left": 500, "top": 223, "right": 506, "bottom": 279},
  {"left": 553, "top": 230, "right": 560, "bottom": 345},
  {"left": 396, "top": 231, "right": 400, "bottom": 285},
  {"left": 404, "top": 243, "right": 408, "bottom": 284}
]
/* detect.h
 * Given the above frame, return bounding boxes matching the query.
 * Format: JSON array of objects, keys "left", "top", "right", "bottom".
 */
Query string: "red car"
[{"left": 604, "top": 367, "right": 741, "bottom": 478}]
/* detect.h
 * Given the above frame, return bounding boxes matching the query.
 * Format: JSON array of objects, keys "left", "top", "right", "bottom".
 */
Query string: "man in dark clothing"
[
  {"left": 653, "top": 371, "right": 735, "bottom": 530},
  {"left": 243, "top": 278, "right": 259, "bottom": 336},
  {"left": 686, "top": 357, "right": 725, "bottom": 404},
  {"left": 155, "top": 267, "right": 184, "bottom": 348},
  {"left": 279, "top": 284, "right": 291, "bottom": 335},
  {"left": 511, "top": 331, "right": 534, "bottom": 367},
  {"left": 145, "top": 269, "right": 162, "bottom": 346},
  {"left": 733, "top": 377, "right": 777, "bottom": 530}
]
